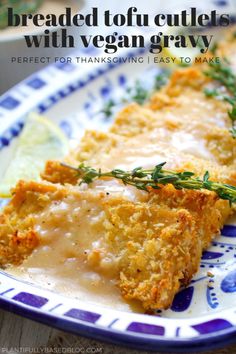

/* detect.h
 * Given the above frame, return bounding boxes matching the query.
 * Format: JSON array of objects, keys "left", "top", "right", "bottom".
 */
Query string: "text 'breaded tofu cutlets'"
[{"left": 0, "top": 28, "right": 236, "bottom": 311}]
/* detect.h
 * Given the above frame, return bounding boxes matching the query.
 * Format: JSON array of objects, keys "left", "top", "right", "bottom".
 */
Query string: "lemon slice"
[{"left": 0, "top": 112, "right": 69, "bottom": 197}]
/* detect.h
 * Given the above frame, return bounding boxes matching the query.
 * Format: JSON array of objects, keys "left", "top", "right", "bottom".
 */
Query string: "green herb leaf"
[
  {"left": 61, "top": 162, "right": 236, "bottom": 204},
  {"left": 204, "top": 59, "right": 236, "bottom": 139}
]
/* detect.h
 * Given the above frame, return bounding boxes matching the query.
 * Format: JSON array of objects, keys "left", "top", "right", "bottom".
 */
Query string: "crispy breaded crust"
[
  {"left": 111, "top": 106, "right": 236, "bottom": 166},
  {"left": 71, "top": 130, "right": 121, "bottom": 162},
  {"left": 0, "top": 179, "right": 229, "bottom": 310},
  {"left": 110, "top": 103, "right": 157, "bottom": 137},
  {"left": 42, "top": 128, "right": 236, "bottom": 188},
  {"left": 0, "top": 217, "right": 38, "bottom": 267},
  {"left": 105, "top": 200, "right": 200, "bottom": 310},
  {"left": 148, "top": 185, "right": 231, "bottom": 249},
  {"left": 0, "top": 181, "right": 68, "bottom": 267},
  {"left": 42, "top": 160, "right": 78, "bottom": 185},
  {"left": 148, "top": 68, "right": 230, "bottom": 126}
]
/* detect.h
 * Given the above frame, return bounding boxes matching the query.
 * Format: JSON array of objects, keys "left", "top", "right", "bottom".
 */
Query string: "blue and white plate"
[{"left": 0, "top": 44, "right": 236, "bottom": 352}]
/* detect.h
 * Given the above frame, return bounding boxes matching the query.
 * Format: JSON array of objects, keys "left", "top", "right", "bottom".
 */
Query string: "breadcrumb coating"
[{"left": 0, "top": 179, "right": 230, "bottom": 310}]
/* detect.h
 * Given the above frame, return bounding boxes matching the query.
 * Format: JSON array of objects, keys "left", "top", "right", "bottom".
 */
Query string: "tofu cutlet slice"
[
  {"left": 42, "top": 129, "right": 236, "bottom": 188},
  {"left": 147, "top": 67, "right": 231, "bottom": 130},
  {"left": 109, "top": 43, "right": 236, "bottom": 166},
  {"left": 0, "top": 179, "right": 229, "bottom": 310},
  {"left": 148, "top": 30, "right": 236, "bottom": 119},
  {"left": 41, "top": 127, "right": 234, "bottom": 253},
  {"left": 110, "top": 99, "right": 236, "bottom": 167}
]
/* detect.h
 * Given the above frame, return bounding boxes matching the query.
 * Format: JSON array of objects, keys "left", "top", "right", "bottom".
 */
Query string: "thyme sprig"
[
  {"left": 61, "top": 162, "right": 236, "bottom": 204},
  {"left": 204, "top": 60, "right": 236, "bottom": 138}
]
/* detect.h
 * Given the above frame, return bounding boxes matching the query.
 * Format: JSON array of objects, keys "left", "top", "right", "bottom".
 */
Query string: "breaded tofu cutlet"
[
  {"left": 0, "top": 179, "right": 231, "bottom": 310},
  {"left": 111, "top": 91, "right": 236, "bottom": 167},
  {"left": 110, "top": 32, "right": 236, "bottom": 167},
  {"left": 42, "top": 129, "right": 236, "bottom": 188},
  {"left": 146, "top": 33, "right": 236, "bottom": 166}
]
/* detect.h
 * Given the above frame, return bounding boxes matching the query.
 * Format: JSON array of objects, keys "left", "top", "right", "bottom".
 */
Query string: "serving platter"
[{"left": 0, "top": 43, "right": 236, "bottom": 351}]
